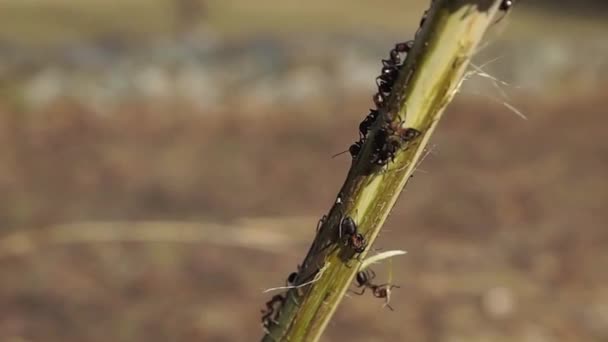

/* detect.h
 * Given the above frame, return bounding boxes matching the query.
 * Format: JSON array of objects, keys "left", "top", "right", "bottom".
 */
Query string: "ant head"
[
  {"left": 499, "top": 0, "right": 513, "bottom": 11},
  {"left": 287, "top": 272, "right": 298, "bottom": 286},
  {"left": 386, "top": 52, "right": 401, "bottom": 67},
  {"left": 340, "top": 217, "right": 357, "bottom": 238},
  {"left": 351, "top": 233, "right": 367, "bottom": 253},
  {"left": 402, "top": 127, "right": 421, "bottom": 141},
  {"left": 394, "top": 41, "right": 413, "bottom": 54},
  {"left": 332, "top": 142, "right": 362, "bottom": 159},
  {"left": 349, "top": 142, "right": 362, "bottom": 158},
  {"left": 355, "top": 271, "right": 367, "bottom": 286}
]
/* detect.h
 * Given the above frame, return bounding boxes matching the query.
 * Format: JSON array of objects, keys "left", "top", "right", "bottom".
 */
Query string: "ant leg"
[
  {"left": 344, "top": 253, "right": 365, "bottom": 269},
  {"left": 348, "top": 287, "right": 367, "bottom": 296},
  {"left": 316, "top": 215, "right": 327, "bottom": 233},
  {"left": 261, "top": 308, "right": 276, "bottom": 331},
  {"left": 375, "top": 283, "right": 399, "bottom": 310},
  {"left": 262, "top": 295, "right": 284, "bottom": 320},
  {"left": 366, "top": 269, "right": 377, "bottom": 281},
  {"left": 373, "top": 284, "right": 391, "bottom": 291},
  {"left": 338, "top": 216, "right": 345, "bottom": 240}
]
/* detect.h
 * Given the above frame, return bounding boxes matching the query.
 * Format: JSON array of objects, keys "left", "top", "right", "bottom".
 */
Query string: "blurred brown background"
[{"left": 1, "top": 1, "right": 607, "bottom": 341}]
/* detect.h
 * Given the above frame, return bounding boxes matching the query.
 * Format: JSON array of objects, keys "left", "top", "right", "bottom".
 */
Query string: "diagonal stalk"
[{"left": 262, "top": 1, "right": 511, "bottom": 341}]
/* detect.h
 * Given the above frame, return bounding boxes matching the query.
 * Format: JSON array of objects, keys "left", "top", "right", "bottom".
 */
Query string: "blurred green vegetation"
[
  {"left": 0, "top": 0, "right": 174, "bottom": 44},
  {"left": 0, "top": 0, "right": 607, "bottom": 45}
]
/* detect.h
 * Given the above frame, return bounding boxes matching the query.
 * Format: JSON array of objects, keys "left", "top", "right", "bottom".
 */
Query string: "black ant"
[
  {"left": 261, "top": 294, "right": 285, "bottom": 331},
  {"left": 365, "top": 41, "right": 417, "bottom": 165},
  {"left": 377, "top": 41, "right": 413, "bottom": 100},
  {"left": 381, "top": 41, "right": 412, "bottom": 69},
  {"left": 339, "top": 216, "right": 367, "bottom": 254},
  {"left": 370, "top": 127, "right": 401, "bottom": 166},
  {"left": 370, "top": 127, "right": 421, "bottom": 166},
  {"left": 351, "top": 269, "right": 400, "bottom": 311},
  {"left": 370, "top": 127, "right": 390, "bottom": 164},
  {"left": 335, "top": 40, "right": 414, "bottom": 163}
]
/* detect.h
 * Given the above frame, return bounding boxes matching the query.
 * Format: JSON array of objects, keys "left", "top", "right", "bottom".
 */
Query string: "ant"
[
  {"left": 366, "top": 41, "right": 419, "bottom": 166},
  {"left": 335, "top": 39, "right": 414, "bottom": 163},
  {"left": 370, "top": 127, "right": 391, "bottom": 165},
  {"left": 334, "top": 40, "right": 413, "bottom": 163},
  {"left": 370, "top": 128, "right": 397, "bottom": 165},
  {"left": 377, "top": 41, "right": 413, "bottom": 101},
  {"left": 370, "top": 127, "right": 421, "bottom": 166},
  {"left": 382, "top": 41, "right": 412, "bottom": 69},
  {"left": 351, "top": 269, "right": 400, "bottom": 310},
  {"left": 374, "top": 41, "right": 410, "bottom": 110},
  {"left": 261, "top": 294, "right": 285, "bottom": 331},
  {"left": 339, "top": 216, "right": 367, "bottom": 254}
]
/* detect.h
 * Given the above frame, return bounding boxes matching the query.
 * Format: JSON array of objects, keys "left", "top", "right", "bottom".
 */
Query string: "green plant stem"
[{"left": 262, "top": 1, "right": 507, "bottom": 341}]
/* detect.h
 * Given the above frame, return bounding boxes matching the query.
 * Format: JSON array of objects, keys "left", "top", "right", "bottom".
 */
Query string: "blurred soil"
[
  {"left": 1, "top": 89, "right": 607, "bottom": 341},
  {"left": 1, "top": 1, "right": 608, "bottom": 341}
]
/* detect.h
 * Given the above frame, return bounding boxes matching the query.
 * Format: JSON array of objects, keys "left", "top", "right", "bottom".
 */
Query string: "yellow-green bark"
[{"left": 262, "top": 1, "right": 510, "bottom": 341}]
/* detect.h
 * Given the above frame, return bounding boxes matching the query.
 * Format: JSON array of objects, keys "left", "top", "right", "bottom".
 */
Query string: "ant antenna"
[{"left": 331, "top": 149, "right": 349, "bottom": 158}]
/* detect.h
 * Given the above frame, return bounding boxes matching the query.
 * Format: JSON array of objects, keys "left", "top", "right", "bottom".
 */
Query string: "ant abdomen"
[
  {"left": 339, "top": 217, "right": 357, "bottom": 239},
  {"left": 499, "top": 0, "right": 513, "bottom": 11},
  {"left": 359, "top": 109, "right": 379, "bottom": 139},
  {"left": 349, "top": 141, "right": 363, "bottom": 159},
  {"left": 338, "top": 216, "right": 368, "bottom": 255}
]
